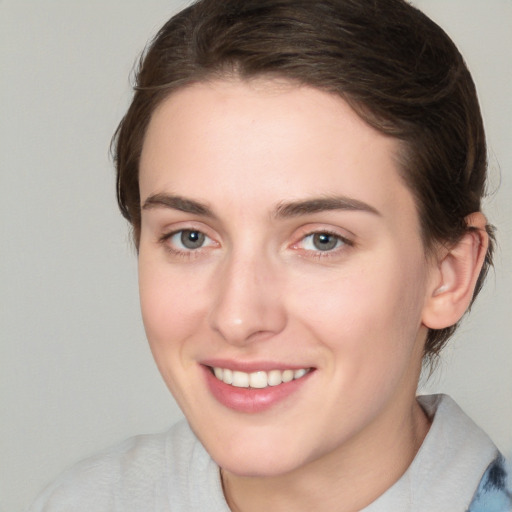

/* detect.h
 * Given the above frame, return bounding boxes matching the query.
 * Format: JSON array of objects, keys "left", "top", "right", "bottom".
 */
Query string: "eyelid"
[
  {"left": 158, "top": 222, "right": 220, "bottom": 256},
  {"left": 290, "top": 225, "right": 355, "bottom": 255},
  {"left": 165, "top": 229, "right": 215, "bottom": 248}
]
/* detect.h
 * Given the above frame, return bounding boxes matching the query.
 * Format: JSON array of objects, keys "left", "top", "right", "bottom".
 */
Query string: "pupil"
[
  {"left": 181, "top": 230, "right": 205, "bottom": 249},
  {"left": 313, "top": 233, "right": 337, "bottom": 251}
]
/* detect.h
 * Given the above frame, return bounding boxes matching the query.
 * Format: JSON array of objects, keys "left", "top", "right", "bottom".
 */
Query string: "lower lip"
[{"left": 203, "top": 366, "right": 313, "bottom": 413}]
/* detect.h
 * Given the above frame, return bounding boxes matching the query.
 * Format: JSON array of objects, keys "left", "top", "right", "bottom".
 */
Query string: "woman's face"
[{"left": 138, "top": 79, "right": 435, "bottom": 476}]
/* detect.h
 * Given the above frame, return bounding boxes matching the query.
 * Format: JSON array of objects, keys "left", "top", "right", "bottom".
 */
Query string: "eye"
[
  {"left": 299, "top": 232, "right": 348, "bottom": 252},
  {"left": 165, "top": 229, "right": 215, "bottom": 251}
]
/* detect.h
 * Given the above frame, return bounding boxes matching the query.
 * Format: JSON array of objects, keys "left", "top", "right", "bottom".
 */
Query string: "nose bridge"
[{"left": 208, "top": 244, "right": 286, "bottom": 345}]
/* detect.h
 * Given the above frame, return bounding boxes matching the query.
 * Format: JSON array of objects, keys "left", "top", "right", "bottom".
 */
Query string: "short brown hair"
[{"left": 113, "top": 0, "right": 495, "bottom": 361}]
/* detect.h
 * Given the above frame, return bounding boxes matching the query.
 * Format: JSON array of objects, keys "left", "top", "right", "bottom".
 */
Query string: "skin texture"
[{"left": 137, "top": 79, "right": 487, "bottom": 511}]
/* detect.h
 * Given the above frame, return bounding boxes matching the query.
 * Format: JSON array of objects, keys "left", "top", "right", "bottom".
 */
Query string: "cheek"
[
  {"left": 137, "top": 257, "right": 213, "bottom": 408},
  {"left": 291, "top": 253, "right": 428, "bottom": 360},
  {"left": 138, "top": 256, "right": 207, "bottom": 353}
]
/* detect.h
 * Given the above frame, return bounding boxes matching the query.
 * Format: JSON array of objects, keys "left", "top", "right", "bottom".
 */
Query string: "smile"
[{"left": 211, "top": 367, "right": 311, "bottom": 389}]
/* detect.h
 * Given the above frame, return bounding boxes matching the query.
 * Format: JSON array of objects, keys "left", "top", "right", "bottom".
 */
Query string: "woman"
[{"left": 29, "top": 0, "right": 511, "bottom": 510}]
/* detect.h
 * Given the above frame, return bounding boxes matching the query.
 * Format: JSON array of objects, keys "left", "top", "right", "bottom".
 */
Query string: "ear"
[{"left": 422, "top": 212, "right": 489, "bottom": 330}]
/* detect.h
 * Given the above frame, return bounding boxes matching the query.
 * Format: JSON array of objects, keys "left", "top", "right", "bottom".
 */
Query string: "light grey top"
[{"left": 28, "top": 394, "right": 499, "bottom": 512}]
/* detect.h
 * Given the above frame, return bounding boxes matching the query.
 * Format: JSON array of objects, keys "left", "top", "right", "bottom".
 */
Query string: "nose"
[{"left": 208, "top": 251, "right": 287, "bottom": 346}]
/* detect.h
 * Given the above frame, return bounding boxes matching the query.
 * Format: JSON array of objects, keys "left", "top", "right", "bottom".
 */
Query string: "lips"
[{"left": 202, "top": 363, "right": 314, "bottom": 413}]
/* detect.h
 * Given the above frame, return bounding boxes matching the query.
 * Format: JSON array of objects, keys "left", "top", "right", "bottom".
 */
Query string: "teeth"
[
  {"left": 249, "top": 371, "right": 268, "bottom": 389},
  {"left": 232, "top": 371, "right": 249, "bottom": 388},
  {"left": 267, "top": 370, "right": 282, "bottom": 386},
  {"left": 282, "top": 369, "right": 294, "bottom": 383},
  {"left": 223, "top": 368, "right": 233, "bottom": 385},
  {"left": 212, "top": 367, "right": 310, "bottom": 389},
  {"left": 294, "top": 369, "right": 307, "bottom": 379}
]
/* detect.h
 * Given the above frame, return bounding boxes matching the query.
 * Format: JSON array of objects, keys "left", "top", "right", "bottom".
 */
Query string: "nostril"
[{"left": 207, "top": 261, "right": 288, "bottom": 345}]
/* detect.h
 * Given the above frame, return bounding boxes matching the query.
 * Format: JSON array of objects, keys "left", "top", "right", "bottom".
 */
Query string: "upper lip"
[{"left": 201, "top": 359, "right": 313, "bottom": 373}]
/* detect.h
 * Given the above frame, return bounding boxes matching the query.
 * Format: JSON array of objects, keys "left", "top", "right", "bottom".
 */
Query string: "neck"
[{"left": 221, "top": 397, "right": 430, "bottom": 512}]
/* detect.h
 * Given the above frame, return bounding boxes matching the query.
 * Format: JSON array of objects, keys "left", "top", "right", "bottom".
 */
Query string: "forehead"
[{"left": 139, "top": 79, "right": 417, "bottom": 226}]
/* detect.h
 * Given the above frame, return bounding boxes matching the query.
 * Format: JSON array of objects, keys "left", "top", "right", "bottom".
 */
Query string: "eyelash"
[
  {"left": 158, "top": 228, "right": 354, "bottom": 259},
  {"left": 292, "top": 230, "right": 354, "bottom": 259},
  {"left": 158, "top": 229, "right": 217, "bottom": 258}
]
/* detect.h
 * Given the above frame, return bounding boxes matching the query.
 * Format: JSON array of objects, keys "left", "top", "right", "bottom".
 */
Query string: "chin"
[
  {"left": 218, "top": 454, "right": 305, "bottom": 478},
  {"left": 202, "top": 431, "right": 315, "bottom": 478}
]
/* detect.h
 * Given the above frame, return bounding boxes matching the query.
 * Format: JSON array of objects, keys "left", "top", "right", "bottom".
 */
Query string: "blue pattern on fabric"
[{"left": 467, "top": 455, "right": 512, "bottom": 512}]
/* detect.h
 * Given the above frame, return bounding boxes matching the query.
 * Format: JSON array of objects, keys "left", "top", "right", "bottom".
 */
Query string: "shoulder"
[
  {"left": 26, "top": 420, "right": 206, "bottom": 512},
  {"left": 365, "top": 394, "right": 505, "bottom": 512},
  {"left": 468, "top": 455, "right": 512, "bottom": 512},
  {"left": 415, "top": 394, "right": 509, "bottom": 511}
]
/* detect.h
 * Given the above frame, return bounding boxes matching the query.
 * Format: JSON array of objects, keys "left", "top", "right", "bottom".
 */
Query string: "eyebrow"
[
  {"left": 274, "top": 196, "right": 380, "bottom": 218},
  {"left": 142, "top": 193, "right": 216, "bottom": 218},
  {"left": 141, "top": 193, "right": 380, "bottom": 219}
]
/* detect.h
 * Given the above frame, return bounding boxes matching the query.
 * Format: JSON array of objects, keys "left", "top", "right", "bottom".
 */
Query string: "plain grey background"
[{"left": 1, "top": 1, "right": 511, "bottom": 511}]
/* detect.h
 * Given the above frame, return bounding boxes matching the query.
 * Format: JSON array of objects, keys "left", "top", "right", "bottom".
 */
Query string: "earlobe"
[{"left": 422, "top": 212, "right": 489, "bottom": 330}]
